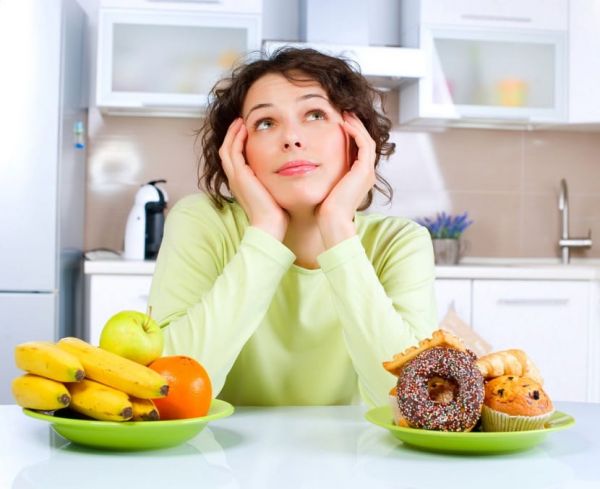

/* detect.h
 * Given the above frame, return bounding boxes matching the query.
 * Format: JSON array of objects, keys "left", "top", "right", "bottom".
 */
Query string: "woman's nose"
[
  {"left": 282, "top": 124, "right": 304, "bottom": 150},
  {"left": 283, "top": 140, "right": 302, "bottom": 150}
]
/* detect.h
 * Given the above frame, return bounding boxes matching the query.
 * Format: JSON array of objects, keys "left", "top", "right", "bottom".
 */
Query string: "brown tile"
[
  {"left": 520, "top": 193, "right": 561, "bottom": 257},
  {"left": 447, "top": 192, "right": 521, "bottom": 257},
  {"left": 523, "top": 130, "right": 600, "bottom": 194},
  {"left": 428, "top": 128, "right": 523, "bottom": 193},
  {"left": 84, "top": 115, "right": 200, "bottom": 252},
  {"left": 569, "top": 193, "right": 600, "bottom": 258}
]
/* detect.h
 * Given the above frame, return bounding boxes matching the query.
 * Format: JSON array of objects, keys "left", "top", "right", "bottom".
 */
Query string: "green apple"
[{"left": 99, "top": 310, "right": 164, "bottom": 365}]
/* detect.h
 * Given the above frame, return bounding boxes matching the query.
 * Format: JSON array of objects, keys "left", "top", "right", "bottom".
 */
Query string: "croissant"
[{"left": 476, "top": 349, "right": 544, "bottom": 385}]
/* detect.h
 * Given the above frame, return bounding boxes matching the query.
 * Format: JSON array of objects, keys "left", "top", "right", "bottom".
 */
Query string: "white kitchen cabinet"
[
  {"left": 434, "top": 278, "right": 472, "bottom": 325},
  {"left": 400, "top": 0, "right": 568, "bottom": 128},
  {"left": 96, "top": 7, "right": 261, "bottom": 116},
  {"left": 568, "top": 0, "right": 600, "bottom": 124},
  {"left": 86, "top": 274, "right": 153, "bottom": 347},
  {"left": 416, "top": 0, "right": 567, "bottom": 31},
  {"left": 472, "top": 280, "right": 591, "bottom": 402}
]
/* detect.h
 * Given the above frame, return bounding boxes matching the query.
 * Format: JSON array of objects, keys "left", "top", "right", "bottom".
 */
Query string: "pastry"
[{"left": 481, "top": 375, "right": 554, "bottom": 432}]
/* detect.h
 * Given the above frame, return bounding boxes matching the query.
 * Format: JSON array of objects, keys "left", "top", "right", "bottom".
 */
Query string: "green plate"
[
  {"left": 23, "top": 399, "right": 234, "bottom": 451},
  {"left": 365, "top": 406, "right": 575, "bottom": 454}
]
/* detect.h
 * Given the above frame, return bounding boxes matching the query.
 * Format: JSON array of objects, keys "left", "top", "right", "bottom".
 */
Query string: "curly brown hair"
[{"left": 196, "top": 46, "right": 395, "bottom": 210}]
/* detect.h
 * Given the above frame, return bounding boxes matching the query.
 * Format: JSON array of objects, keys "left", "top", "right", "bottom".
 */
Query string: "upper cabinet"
[
  {"left": 568, "top": 0, "right": 600, "bottom": 125},
  {"left": 399, "top": 0, "right": 569, "bottom": 128},
  {"left": 96, "top": 4, "right": 262, "bottom": 117}
]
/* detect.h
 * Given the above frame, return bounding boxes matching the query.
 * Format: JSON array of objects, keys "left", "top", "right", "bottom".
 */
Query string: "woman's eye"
[
  {"left": 255, "top": 119, "right": 273, "bottom": 131},
  {"left": 306, "top": 110, "right": 326, "bottom": 121}
]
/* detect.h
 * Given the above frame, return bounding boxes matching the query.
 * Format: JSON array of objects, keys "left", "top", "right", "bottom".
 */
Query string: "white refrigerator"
[{"left": 0, "top": 0, "right": 87, "bottom": 403}]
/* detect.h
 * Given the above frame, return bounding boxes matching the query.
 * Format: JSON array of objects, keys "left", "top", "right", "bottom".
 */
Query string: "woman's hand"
[
  {"left": 317, "top": 112, "right": 377, "bottom": 248},
  {"left": 219, "top": 118, "right": 289, "bottom": 241}
]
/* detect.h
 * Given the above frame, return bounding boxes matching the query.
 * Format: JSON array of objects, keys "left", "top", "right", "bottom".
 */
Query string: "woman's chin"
[{"left": 275, "top": 193, "right": 329, "bottom": 214}]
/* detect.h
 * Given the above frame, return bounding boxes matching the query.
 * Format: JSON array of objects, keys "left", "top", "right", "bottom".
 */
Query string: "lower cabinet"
[
  {"left": 471, "top": 280, "right": 591, "bottom": 402},
  {"left": 435, "top": 278, "right": 596, "bottom": 402},
  {"left": 434, "top": 279, "right": 472, "bottom": 325},
  {"left": 86, "top": 273, "right": 597, "bottom": 402},
  {"left": 86, "top": 274, "right": 153, "bottom": 347}
]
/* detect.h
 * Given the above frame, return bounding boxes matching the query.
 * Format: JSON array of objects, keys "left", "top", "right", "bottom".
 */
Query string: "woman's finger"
[
  {"left": 219, "top": 118, "right": 243, "bottom": 176},
  {"left": 344, "top": 113, "right": 376, "bottom": 153},
  {"left": 342, "top": 116, "right": 375, "bottom": 171},
  {"left": 229, "top": 122, "right": 247, "bottom": 170}
]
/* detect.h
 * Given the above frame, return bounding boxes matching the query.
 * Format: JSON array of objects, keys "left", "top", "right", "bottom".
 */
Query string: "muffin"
[{"left": 481, "top": 375, "right": 554, "bottom": 432}]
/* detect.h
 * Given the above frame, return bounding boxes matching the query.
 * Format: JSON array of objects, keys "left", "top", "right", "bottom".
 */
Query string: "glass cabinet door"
[
  {"left": 422, "top": 28, "right": 567, "bottom": 122},
  {"left": 97, "top": 10, "right": 261, "bottom": 115}
]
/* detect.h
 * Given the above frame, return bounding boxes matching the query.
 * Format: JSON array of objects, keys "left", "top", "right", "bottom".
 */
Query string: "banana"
[
  {"left": 15, "top": 341, "right": 85, "bottom": 382},
  {"left": 67, "top": 378, "right": 133, "bottom": 421},
  {"left": 56, "top": 337, "right": 168, "bottom": 399},
  {"left": 12, "top": 374, "right": 71, "bottom": 410},
  {"left": 130, "top": 397, "right": 160, "bottom": 421}
]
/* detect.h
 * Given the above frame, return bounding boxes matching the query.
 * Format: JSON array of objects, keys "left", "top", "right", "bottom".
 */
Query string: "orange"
[{"left": 148, "top": 355, "right": 212, "bottom": 420}]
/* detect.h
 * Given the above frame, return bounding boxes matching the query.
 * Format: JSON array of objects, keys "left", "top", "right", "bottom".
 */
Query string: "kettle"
[{"left": 123, "top": 180, "right": 168, "bottom": 260}]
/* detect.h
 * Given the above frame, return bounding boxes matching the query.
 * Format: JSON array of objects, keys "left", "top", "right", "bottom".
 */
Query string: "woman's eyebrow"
[
  {"left": 298, "top": 93, "right": 329, "bottom": 103},
  {"left": 244, "top": 103, "right": 272, "bottom": 121},
  {"left": 243, "top": 94, "right": 330, "bottom": 120}
]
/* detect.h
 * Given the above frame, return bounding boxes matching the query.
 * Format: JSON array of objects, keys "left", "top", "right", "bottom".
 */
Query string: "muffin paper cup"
[{"left": 481, "top": 405, "right": 554, "bottom": 432}]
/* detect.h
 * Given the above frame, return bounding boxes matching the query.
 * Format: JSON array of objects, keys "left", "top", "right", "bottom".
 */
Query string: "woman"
[{"left": 148, "top": 47, "right": 437, "bottom": 407}]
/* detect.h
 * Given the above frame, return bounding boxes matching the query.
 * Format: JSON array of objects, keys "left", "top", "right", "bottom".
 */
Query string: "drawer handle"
[
  {"left": 138, "top": 294, "right": 149, "bottom": 302},
  {"left": 497, "top": 298, "right": 569, "bottom": 306},
  {"left": 461, "top": 14, "right": 532, "bottom": 23}
]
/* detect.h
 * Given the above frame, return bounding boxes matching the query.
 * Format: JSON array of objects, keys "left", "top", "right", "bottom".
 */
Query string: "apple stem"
[{"left": 144, "top": 306, "right": 153, "bottom": 331}]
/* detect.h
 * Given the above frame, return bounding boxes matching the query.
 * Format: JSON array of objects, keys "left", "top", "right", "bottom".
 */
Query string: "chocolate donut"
[{"left": 396, "top": 347, "right": 484, "bottom": 432}]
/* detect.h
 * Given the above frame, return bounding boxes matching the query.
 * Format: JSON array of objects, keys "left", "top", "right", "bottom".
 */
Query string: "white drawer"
[{"left": 420, "top": 0, "right": 568, "bottom": 31}]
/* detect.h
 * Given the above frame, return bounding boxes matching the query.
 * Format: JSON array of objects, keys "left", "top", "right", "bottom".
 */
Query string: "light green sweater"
[{"left": 148, "top": 193, "right": 437, "bottom": 407}]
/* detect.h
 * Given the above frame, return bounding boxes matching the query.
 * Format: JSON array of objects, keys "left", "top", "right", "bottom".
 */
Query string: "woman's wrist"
[
  {"left": 317, "top": 211, "right": 356, "bottom": 249},
  {"left": 251, "top": 215, "right": 288, "bottom": 242}
]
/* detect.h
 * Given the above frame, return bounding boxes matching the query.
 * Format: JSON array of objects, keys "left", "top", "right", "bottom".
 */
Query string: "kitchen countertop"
[
  {"left": 2, "top": 401, "right": 598, "bottom": 489},
  {"left": 84, "top": 256, "right": 600, "bottom": 280}
]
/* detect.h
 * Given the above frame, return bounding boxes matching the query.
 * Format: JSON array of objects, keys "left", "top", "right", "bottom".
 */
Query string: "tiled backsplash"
[{"left": 85, "top": 112, "right": 600, "bottom": 259}]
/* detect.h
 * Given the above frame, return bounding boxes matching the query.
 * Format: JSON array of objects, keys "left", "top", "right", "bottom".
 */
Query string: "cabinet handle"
[
  {"left": 139, "top": 294, "right": 149, "bottom": 302},
  {"left": 497, "top": 298, "right": 569, "bottom": 306},
  {"left": 461, "top": 14, "right": 533, "bottom": 23}
]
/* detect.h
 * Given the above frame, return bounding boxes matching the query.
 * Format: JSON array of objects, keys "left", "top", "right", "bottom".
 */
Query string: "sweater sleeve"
[
  {"left": 148, "top": 197, "right": 296, "bottom": 396},
  {"left": 317, "top": 223, "right": 437, "bottom": 407}
]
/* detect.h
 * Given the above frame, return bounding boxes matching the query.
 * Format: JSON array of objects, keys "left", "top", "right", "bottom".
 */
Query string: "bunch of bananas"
[{"left": 12, "top": 337, "right": 168, "bottom": 422}]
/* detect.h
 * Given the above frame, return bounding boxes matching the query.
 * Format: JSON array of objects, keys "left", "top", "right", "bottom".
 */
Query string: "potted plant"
[{"left": 417, "top": 212, "right": 473, "bottom": 265}]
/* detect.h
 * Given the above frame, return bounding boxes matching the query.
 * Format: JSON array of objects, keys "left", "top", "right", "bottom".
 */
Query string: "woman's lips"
[{"left": 276, "top": 161, "right": 318, "bottom": 176}]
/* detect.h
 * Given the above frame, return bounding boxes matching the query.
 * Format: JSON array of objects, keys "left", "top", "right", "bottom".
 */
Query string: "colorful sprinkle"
[{"left": 396, "top": 347, "right": 484, "bottom": 432}]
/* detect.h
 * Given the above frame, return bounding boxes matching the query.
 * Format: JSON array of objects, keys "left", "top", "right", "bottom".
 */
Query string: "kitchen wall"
[{"left": 81, "top": 0, "right": 600, "bottom": 259}]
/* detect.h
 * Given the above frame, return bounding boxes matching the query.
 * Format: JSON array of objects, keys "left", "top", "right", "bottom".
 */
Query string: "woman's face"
[{"left": 241, "top": 73, "right": 350, "bottom": 213}]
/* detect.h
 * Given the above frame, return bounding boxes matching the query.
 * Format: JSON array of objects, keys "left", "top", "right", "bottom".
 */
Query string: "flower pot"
[{"left": 432, "top": 238, "right": 461, "bottom": 265}]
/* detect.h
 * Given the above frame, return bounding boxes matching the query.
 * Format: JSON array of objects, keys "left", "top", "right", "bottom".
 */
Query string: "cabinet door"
[
  {"left": 568, "top": 0, "right": 600, "bottom": 123},
  {"left": 472, "top": 280, "right": 590, "bottom": 402},
  {"left": 403, "top": 27, "right": 568, "bottom": 125},
  {"left": 434, "top": 279, "right": 471, "bottom": 325},
  {"left": 97, "top": 8, "right": 261, "bottom": 116},
  {"left": 87, "top": 275, "right": 153, "bottom": 347}
]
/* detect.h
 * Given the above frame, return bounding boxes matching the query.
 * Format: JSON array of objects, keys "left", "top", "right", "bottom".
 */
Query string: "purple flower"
[{"left": 417, "top": 211, "right": 473, "bottom": 239}]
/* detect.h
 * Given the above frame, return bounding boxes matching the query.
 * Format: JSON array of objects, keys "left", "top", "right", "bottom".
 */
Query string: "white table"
[{"left": 1, "top": 402, "right": 598, "bottom": 489}]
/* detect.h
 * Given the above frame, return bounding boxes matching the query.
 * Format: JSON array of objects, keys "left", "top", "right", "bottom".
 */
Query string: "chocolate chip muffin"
[{"left": 481, "top": 375, "right": 554, "bottom": 432}]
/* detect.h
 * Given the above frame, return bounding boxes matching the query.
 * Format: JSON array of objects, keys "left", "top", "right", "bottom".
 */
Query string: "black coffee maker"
[{"left": 123, "top": 180, "right": 168, "bottom": 260}]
